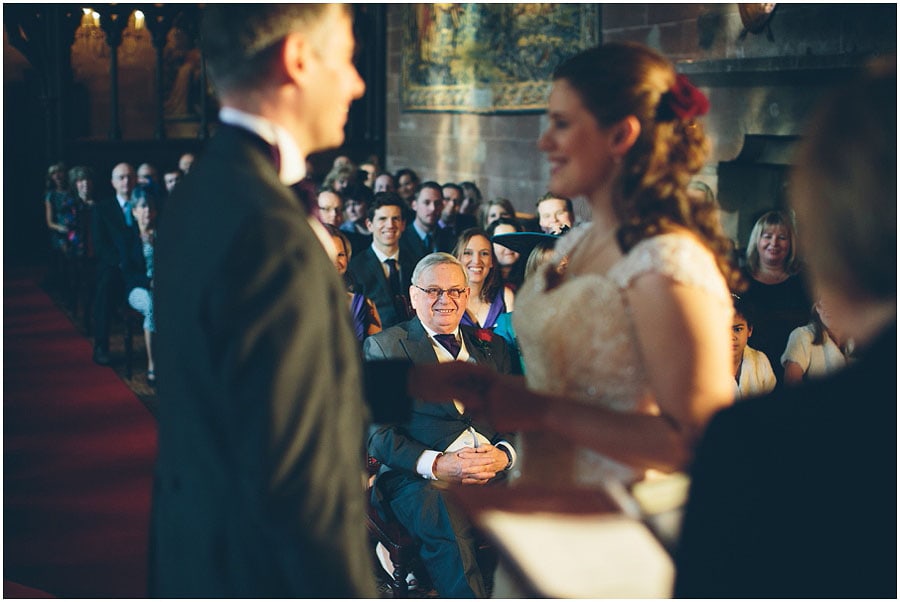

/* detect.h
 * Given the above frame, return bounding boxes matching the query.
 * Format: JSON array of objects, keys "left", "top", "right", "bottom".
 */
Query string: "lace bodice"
[{"left": 513, "top": 225, "right": 731, "bottom": 486}]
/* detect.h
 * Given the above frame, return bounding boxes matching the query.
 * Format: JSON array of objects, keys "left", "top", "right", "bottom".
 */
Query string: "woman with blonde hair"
[{"left": 741, "top": 209, "right": 812, "bottom": 384}]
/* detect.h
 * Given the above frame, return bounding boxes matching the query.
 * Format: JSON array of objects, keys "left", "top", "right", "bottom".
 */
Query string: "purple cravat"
[{"left": 433, "top": 333, "right": 460, "bottom": 358}]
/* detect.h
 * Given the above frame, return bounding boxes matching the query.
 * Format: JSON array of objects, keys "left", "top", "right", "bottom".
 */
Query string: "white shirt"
[
  {"left": 218, "top": 107, "right": 305, "bottom": 185},
  {"left": 371, "top": 245, "right": 401, "bottom": 280},
  {"left": 781, "top": 324, "right": 852, "bottom": 380},
  {"left": 415, "top": 324, "right": 517, "bottom": 479},
  {"left": 734, "top": 345, "right": 777, "bottom": 400}
]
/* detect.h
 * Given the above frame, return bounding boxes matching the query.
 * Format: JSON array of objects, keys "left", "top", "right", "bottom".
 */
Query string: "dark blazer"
[
  {"left": 152, "top": 124, "right": 377, "bottom": 598},
  {"left": 364, "top": 317, "right": 513, "bottom": 478},
  {"left": 675, "top": 323, "right": 897, "bottom": 599},
  {"left": 339, "top": 223, "right": 372, "bottom": 257},
  {"left": 92, "top": 195, "right": 131, "bottom": 268},
  {"left": 117, "top": 224, "right": 152, "bottom": 293},
  {"left": 399, "top": 224, "right": 457, "bottom": 263},
  {"left": 440, "top": 213, "right": 478, "bottom": 239},
  {"left": 347, "top": 246, "right": 415, "bottom": 329}
]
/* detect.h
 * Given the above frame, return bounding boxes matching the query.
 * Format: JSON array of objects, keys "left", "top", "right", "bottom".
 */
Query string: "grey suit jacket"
[{"left": 364, "top": 317, "right": 513, "bottom": 479}]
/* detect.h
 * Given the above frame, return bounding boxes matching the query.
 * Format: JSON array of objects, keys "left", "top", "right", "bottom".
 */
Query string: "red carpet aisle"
[{"left": 4, "top": 270, "right": 157, "bottom": 598}]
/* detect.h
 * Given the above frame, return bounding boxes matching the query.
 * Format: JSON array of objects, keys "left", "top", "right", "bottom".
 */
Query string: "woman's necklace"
[{"left": 547, "top": 226, "right": 617, "bottom": 291}]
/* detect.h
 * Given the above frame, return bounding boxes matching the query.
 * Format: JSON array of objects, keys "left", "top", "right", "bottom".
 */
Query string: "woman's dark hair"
[
  {"left": 553, "top": 42, "right": 742, "bottom": 292},
  {"left": 485, "top": 218, "right": 526, "bottom": 289},
  {"left": 485, "top": 216, "right": 524, "bottom": 237},
  {"left": 68, "top": 165, "right": 94, "bottom": 188},
  {"left": 453, "top": 228, "right": 504, "bottom": 304}
]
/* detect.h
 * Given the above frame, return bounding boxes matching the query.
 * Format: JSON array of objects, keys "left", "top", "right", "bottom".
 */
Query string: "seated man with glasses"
[{"left": 364, "top": 252, "right": 516, "bottom": 598}]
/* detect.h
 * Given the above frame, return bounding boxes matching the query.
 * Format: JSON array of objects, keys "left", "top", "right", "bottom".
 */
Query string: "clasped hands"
[{"left": 434, "top": 445, "right": 508, "bottom": 485}]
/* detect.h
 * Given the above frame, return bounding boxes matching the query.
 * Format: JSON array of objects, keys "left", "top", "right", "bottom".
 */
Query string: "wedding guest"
[
  {"left": 676, "top": 55, "right": 896, "bottom": 599},
  {"left": 400, "top": 181, "right": 455, "bottom": 261},
  {"left": 394, "top": 168, "right": 420, "bottom": 205},
  {"left": 137, "top": 162, "right": 162, "bottom": 198},
  {"left": 454, "top": 228, "right": 515, "bottom": 331},
  {"left": 536, "top": 192, "right": 575, "bottom": 234},
  {"left": 366, "top": 252, "right": 515, "bottom": 598},
  {"left": 315, "top": 189, "right": 344, "bottom": 227},
  {"left": 120, "top": 190, "right": 157, "bottom": 384},
  {"left": 459, "top": 181, "right": 483, "bottom": 219},
  {"left": 481, "top": 197, "right": 515, "bottom": 229},
  {"left": 177, "top": 152, "right": 195, "bottom": 175},
  {"left": 781, "top": 297, "right": 853, "bottom": 385},
  {"left": 740, "top": 210, "right": 812, "bottom": 385},
  {"left": 373, "top": 172, "right": 395, "bottom": 193},
  {"left": 440, "top": 182, "right": 477, "bottom": 236},
  {"left": 66, "top": 165, "right": 98, "bottom": 322},
  {"left": 486, "top": 217, "right": 526, "bottom": 290},
  {"left": 340, "top": 182, "right": 374, "bottom": 255},
  {"left": 325, "top": 224, "right": 382, "bottom": 342},
  {"left": 731, "top": 296, "right": 776, "bottom": 400},
  {"left": 67, "top": 165, "right": 96, "bottom": 259},
  {"left": 348, "top": 192, "right": 416, "bottom": 328},
  {"left": 92, "top": 162, "right": 137, "bottom": 366},
  {"left": 163, "top": 168, "right": 183, "bottom": 194},
  {"left": 323, "top": 163, "right": 356, "bottom": 194},
  {"left": 44, "top": 162, "right": 72, "bottom": 255}
]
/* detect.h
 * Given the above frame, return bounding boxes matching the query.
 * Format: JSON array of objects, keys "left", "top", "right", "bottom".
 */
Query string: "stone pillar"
[
  {"left": 99, "top": 6, "right": 130, "bottom": 140},
  {"left": 144, "top": 7, "right": 177, "bottom": 140}
]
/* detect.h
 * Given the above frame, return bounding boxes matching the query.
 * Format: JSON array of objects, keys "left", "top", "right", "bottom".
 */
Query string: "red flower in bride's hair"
[{"left": 660, "top": 74, "right": 710, "bottom": 121}]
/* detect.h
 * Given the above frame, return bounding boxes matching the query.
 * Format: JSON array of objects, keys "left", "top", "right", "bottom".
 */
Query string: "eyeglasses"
[{"left": 413, "top": 285, "right": 468, "bottom": 300}]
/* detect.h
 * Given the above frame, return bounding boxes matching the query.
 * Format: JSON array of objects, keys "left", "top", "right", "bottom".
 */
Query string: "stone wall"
[{"left": 384, "top": 3, "right": 895, "bottom": 234}]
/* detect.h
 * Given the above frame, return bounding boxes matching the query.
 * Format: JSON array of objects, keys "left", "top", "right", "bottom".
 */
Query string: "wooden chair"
[
  {"left": 365, "top": 456, "right": 423, "bottom": 598},
  {"left": 364, "top": 457, "right": 497, "bottom": 598}
]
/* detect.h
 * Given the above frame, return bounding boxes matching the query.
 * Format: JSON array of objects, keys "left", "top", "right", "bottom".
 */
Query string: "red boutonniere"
[
  {"left": 659, "top": 73, "right": 710, "bottom": 122},
  {"left": 473, "top": 328, "right": 494, "bottom": 353}
]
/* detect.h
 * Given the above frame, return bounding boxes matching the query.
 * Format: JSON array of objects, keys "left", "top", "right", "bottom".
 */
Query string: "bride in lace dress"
[{"left": 415, "top": 42, "right": 743, "bottom": 491}]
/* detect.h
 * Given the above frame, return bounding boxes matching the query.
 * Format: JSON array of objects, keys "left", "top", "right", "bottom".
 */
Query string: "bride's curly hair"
[{"left": 553, "top": 42, "right": 743, "bottom": 292}]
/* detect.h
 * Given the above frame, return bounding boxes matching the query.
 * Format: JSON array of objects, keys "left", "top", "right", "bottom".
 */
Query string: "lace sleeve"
[{"left": 609, "top": 233, "right": 730, "bottom": 300}]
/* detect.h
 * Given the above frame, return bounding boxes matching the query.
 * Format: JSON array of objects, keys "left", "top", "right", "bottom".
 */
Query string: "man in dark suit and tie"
[
  {"left": 365, "top": 252, "right": 516, "bottom": 598},
  {"left": 348, "top": 192, "right": 416, "bottom": 328},
  {"left": 400, "top": 181, "right": 457, "bottom": 262},
  {"left": 152, "top": 5, "right": 403, "bottom": 598},
  {"left": 90, "top": 161, "right": 137, "bottom": 365}
]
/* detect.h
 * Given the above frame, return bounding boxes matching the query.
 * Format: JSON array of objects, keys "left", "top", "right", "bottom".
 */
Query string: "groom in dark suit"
[
  {"left": 152, "top": 6, "right": 411, "bottom": 598},
  {"left": 365, "top": 252, "right": 515, "bottom": 598}
]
